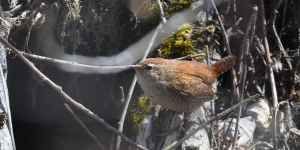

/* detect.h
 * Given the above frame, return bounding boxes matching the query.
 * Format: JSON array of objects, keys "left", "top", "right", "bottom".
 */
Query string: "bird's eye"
[{"left": 143, "top": 64, "right": 153, "bottom": 70}]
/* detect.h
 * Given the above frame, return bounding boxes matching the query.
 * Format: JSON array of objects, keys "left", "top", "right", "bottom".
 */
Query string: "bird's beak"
[{"left": 131, "top": 65, "right": 142, "bottom": 71}]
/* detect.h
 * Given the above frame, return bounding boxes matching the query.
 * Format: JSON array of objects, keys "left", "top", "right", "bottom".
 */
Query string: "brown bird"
[{"left": 133, "top": 55, "right": 236, "bottom": 113}]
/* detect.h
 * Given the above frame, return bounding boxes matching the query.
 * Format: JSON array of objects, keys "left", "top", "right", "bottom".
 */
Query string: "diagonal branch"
[
  {"left": 0, "top": 36, "right": 148, "bottom": 150},
  {"left": 64, "top": 103, "right": 106, "bottom": 149}
]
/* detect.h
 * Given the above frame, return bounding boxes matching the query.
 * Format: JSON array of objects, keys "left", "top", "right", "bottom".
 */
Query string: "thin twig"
[
  {"left": 210, "top": 4, "right": 241, "bottom": 148},
  {"left": 270, "top": 0, "right": 293, "bottom": 131},
  {"left": 259, "top": 0, "right": 279, "bottom": 149},
  {"left": 270, "top": 0, "right": 293, "bottom": 71},
  {"left": 233, "top": 17, "right": 243, "bottom": 29},
  {"left": 227, "top": 17, "right": 243, "bottom": 42},
  {"left": 0, "top": 36, "right": 148, "bottom": 150},
  {"left": 254, "top": 79, "right": 265, "bottom": 96},
  {"left": 232, "top": 0, "right": 237, "bottom": 23},
  {"left": 119, "top": 86, "right": 125, "bottom": 103},
  {"left": 176, "top": 53, "right": 205, "bottom": 60},
  {"left": 205, "top": 45, "right": 215, "bottom": 148},
  {"left": 283, "top": 137, "right": 291, "bottom": 150},
  {"left": 210, "top": 0, "right": 231, "bottom": 54},
  {"left": 279, "top": 0, "right": 287, "bottom": 38},
  {"left": 206, "top": 45, "right": 214, "bottom": 148},
  {"left": 275, "top": 0, "right": 283, "bottom": 9},
  {"left": 165, "top": 94, "right": 261, "bottom": 150},
  {"left": 116, "top": 75, "right": 137, "bottom": 150},
  {"left": 0, "top": 17, "right": 12, "bottom": 28},
  {"left": 210, "top": 0, "right": 239, "bottom": 103},
  {"left": 64, "top": 103, "right": 106, "bottom": 150},
  {"left": 254, "top": 39, "right": 267, "bottom": 66},
  {"left": 0, "top": 59, "right": 16, "bottom": 150},
  {"left": 237, "top": 7, "right": 257, "bottom": 75},
  {"left": 277, "top": 70, "right": 294, "bottom": 130},
  {"left": 116, "top": 13, "right": 166, "bottom": 150},
  {"left": 16, "top": 51, "right": 135, "bottom": 70},
  {"left": 205, "top": 45, "right": 211, "bottom": 66},
  {"left": 221, "top": 114, "right": 235, "bottom": 149},
  {"left": 237, "top": 7, "right": 257, "bottom": 74},
  {"left": 246, "top": 141, "right": 273, "bottom": 150},
  {"left": 282, "top": 55, "right": 300, "bottom": 58},
  {"left": 156, "top": 0, "right": 167, "bottom": 24},
  {"left": 110, "top": 134, "right": 117, "bottom": 150},
  {"left": 249, "top": 7, "right": 258, "bottom": 47},
  {"left": 232, "top": 7, "right": 257, "bottom": 148},
  {"left": 231, "top": 39, "right": 250, "bottom": 149}
]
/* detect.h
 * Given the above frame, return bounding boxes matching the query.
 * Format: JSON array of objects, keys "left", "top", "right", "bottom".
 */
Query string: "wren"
[{"left": 133, "top": 55, "right": 236, "bottom": 113}]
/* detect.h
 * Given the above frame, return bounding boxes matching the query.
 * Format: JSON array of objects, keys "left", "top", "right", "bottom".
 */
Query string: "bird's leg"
[{"left": 156, "top": 112, "right": 192, "bottom": 136}]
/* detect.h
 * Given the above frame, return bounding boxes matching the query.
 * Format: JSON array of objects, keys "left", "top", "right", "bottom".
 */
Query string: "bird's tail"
[{"left": 211, "top": 55, "right": 236, "bottom": 76}]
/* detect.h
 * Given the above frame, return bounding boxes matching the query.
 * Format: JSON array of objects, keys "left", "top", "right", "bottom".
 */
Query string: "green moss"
[
  {"left": 129, "top": 96, "right": 153, "bottom": 130},
  {"left": 165, "top": 0, "right": 192, "bottom": 16},
  {"left": 153, "top": 23, "right": 195, "bottom": 59},
  {"left": 149, "top": 0, "right": 193, "bottom": 23},
  {"left": 147, "top": 1, "right": 217, "bottom": 60},
  {"left": 151, "top": 23, "right": 216, "bottom": 60}
]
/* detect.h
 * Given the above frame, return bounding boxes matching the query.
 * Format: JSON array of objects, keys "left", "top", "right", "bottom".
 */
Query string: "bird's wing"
[{"left": 166, "top": 70, "right": 215, "bottom": 102}]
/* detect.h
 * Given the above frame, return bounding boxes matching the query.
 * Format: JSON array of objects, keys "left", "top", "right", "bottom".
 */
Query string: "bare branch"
[
  {"left": 64, "top": 103, "right": 106, "bottom": 149},
  {"left": 16, "top": 51, "right": 135, "bottom": 70},
  {"left": 0, "top": 36, "right": 148, "bottom": 150}
]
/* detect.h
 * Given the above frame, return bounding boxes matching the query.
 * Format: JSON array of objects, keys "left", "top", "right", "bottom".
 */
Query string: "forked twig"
[
  {"left": 0, "top": 36, "right": 148, "bottom": 150},
  {"left": 64, "top": 103, "right": 106, "bottom": 149}
]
